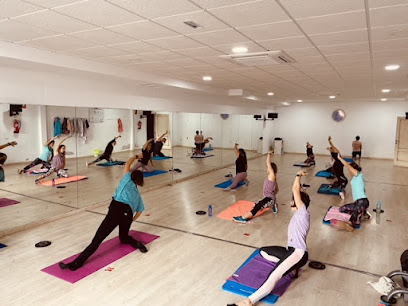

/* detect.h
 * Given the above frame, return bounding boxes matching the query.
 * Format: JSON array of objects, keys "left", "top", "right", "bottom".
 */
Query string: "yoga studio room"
[{"left": 1, "top": 1, "right": 408, "bottom": 305}]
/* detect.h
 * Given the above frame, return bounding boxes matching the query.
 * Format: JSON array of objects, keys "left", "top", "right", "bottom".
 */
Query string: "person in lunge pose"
[
  {"left": 19, "top": 136, "right": 59, "bottom": 173},
  {"left": 87, "top": 136, "right": 121, "bottom": 166},
  {"left": 326, "top": 136, "right": 348, "bottom": 199},
  {"left": 224, "top": 143, "right": 248, "bottom": 191}
]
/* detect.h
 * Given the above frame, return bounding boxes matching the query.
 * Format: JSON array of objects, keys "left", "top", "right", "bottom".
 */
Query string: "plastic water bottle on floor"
[
  {"left": 376, "top": 201, "right": 382, "bottom": 213},
  {"left": 52, "top": 178, "right": 56, "bottom": 187},
  {"left": 208, "top": 205, "right": 213, "bottom": 217}
]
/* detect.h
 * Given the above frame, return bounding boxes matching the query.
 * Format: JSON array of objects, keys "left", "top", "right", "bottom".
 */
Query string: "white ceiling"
[{"left": 1, "top": 0, "right": 408, "bottom": 104}]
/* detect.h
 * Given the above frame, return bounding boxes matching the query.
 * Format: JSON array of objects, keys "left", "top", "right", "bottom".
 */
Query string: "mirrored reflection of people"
[
  {"left": 130, "top": 138, "right": 155, "bottom": 173},
  {"left": 0, "top": 141, "right": 17, "bottom": 182},
  {"left": 59, "top": 156, "right": 147, "bottom": 271},
  {"left": 304, "top": 142, "right": 315, "bottom": 166},
  {"left": 224, "top": 143, "right": 248, "bottom": 191},
  {"left": 153, "top": 131, "right": 168, "bottom": 157},
  {"left": 19, "top": 136, "right": 59, "bottom": 174},
  {"left": 87, "top": 136, "right": 121, "bottom": 166},
  {"left": 326, "top": 136, "right": 348, "bottom": 200},
  {"left": 352, "top": 136, "right": 362, "bottom": 162},
  {"left": 194, "top": 130, "right": 204, "bottom": 154},
  {"left": 35, "top": 136, "right": 70, "bottom": 184},
  {"left": 229, "top": 171, "right": 310, "bottom": 306}
]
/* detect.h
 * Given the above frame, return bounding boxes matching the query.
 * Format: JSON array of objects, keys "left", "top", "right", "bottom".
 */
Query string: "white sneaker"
[
  {"left": 339, "top": 191, "right": 345, "bottom": 200},
  {"left": 86, "top": 162, "right": 89, "bottom": 167},
  {"left": 363, "top": 211, "right": 372, "bottom": 220},
  {"left": 244, "top": 179, "right": 249, "bottom": 185}
]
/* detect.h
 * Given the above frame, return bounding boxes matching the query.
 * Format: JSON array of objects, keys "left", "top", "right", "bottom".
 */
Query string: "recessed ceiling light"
[
  {"left": 282, "top": 102, "right": 290, "bottom": 106},
  {"left": 385, "top": 65, "right": 400, "bottom": 71},
  {"left": 381, "top": 89, "right": 391, "bottom": 93},
  {"left": 202, "top": 76, "right": 212, "bottom": 81},
  {"left": 329, "top": 95, "right": 336, "bottom": 99},
  {"left": 381, "top": 98, "right": 387, "bottom": 101},
  {"left": 267, "top": 92, "right": 274, "bottom": 96},
  {"left": 297, "top": 99, "right": 303, "bottom": 102},
  {"left": 232, "top": 46, "right": 248, "bottom": 54}
]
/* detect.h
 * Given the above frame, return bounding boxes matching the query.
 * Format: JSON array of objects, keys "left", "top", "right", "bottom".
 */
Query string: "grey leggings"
[
  {"left": 229, "top": 172, "right": 247, "bottom": 189},
  {"left": 130, "top": 161, "right": 153, "bottom": 173}
]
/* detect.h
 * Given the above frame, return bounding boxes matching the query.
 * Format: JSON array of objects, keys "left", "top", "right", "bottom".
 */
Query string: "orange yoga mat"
[
  {"left": 39, "top": 176, "right": 88, "bottom": 186},
  {"left": 217, "top": 200, "right": 272, "bottom": 221}
]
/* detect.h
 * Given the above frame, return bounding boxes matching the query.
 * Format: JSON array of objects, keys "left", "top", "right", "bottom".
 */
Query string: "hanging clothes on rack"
[
  {"left": 118, "top": 118, "right": 123, "bottom": 134},
  {"left": 62, "top": 117, "right": 69, "bottom": 134},
  {"left": 54, "top": 117, "right": 62, "bottom": 136}
]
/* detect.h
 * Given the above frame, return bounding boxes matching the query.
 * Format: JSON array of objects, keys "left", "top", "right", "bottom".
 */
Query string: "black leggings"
[
  {"left": 23, "top": 158, "right": 50, "bottom": 172},
  {"left": 90, "top": 154, "right": 112, "bottom": 164},
  {"left": 340, "top": 198, "right": 369, "bottom": 225},
  {"left": 260, "top": 246, "right": 309, "bottom": 277},
  {"left": 250, "top": 197, "right": 274, "bottom": 216},
  {"left": 72, "top": 199, "right": 141, "bottom": 267},
  {"left": 153, "top": 151, "right": 165, "bottom": 157}
]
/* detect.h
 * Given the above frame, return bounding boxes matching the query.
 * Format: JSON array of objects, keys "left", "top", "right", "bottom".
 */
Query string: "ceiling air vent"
[{"left": 219, "top": 50, "right": 295, "bottom": 67}]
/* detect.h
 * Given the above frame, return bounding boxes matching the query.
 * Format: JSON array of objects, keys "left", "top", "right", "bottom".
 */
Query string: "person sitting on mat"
[
  {"left": 352, "top": 136, "right": 362, "bottom": 162},
  {"left": 87, "top": 135, "right": 121, "bottom": 166},
  {"left": 224, "top": 144, "right": 248, "bottom": 191},
  {"left": 19, "top": 136, "right": 60, "bottom": 174},
  {"left": 35, "top": 136, "right": 70, "bottom": 184},
  {"left": 228, "top": 171, "right": 310, "bottom": 306},
  {"left": 130, "top": 138, "right": 155, "bottom": 173},
  {"left": 233, "top": 150, "right": 278, "bottom": 222},
  {"left": 153, "top": 131, "right": 168, "bottom": 157},
  {"left": 0, "top": 141, "right": 17, "bottom": 182},
  {"left": 59, "top": 155, "right": 148, "bottom": 271},
  {"left": 304, "top": 142, "right": 315, "bottom": 166},
  {"left": 334, "top": 153, "right": 370, "bottom": 231},
  {"left": 326, "top": 136, "right": 348, "bottom": 200}
]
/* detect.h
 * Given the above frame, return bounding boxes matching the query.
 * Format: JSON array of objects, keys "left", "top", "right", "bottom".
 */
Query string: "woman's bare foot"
[{"left": 236, "top": 298, "right": 253, "bottom": 306}]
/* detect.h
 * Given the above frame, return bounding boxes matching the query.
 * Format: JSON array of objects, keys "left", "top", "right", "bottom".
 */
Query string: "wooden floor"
[{"left": 1, "top": 153, "right": 407, "bottom": 305}]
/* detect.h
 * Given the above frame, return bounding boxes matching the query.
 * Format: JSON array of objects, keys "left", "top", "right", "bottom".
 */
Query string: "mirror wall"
[{"left": 0, "top": 103, "right": 264, "bottom": 235}]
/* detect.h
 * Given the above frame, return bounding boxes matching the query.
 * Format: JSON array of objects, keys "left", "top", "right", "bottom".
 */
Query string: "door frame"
[
  {"left": 394, "top": 117, "right": 408, "bottom": 167},
  {"left": 155, "top": 114, "right": 171, "bottom": 149}
]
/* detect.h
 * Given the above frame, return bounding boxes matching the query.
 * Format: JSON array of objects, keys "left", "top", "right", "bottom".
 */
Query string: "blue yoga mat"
[
  {"left": 315, "top": 170, "right": 335, "bottom": 178},
  {"left": 317, "top": 184, "right": 341, "bottom": 195},
  {"left": 214, "top": 180, "right": 246, "bottom": 189},
  {"left": 0, "top": 243, "right": 7, "bottom": 249},
  {"left": 322, "top": 206, "right": 360, "bottom": 229},
  {"left": 204, "top": 148, "right": 213, "bottom": 151},
  {"left": 152, "top": 156, "right": 172, "bottom": 160},
  {"left": 344, "top": 158, "right": 353, "bottom": 163},
  {"left": 143, "top": 170, "right": 168, "bottom": 177},
  {"left": 96, "top": 161, "right": 125, "bottom": 167}
]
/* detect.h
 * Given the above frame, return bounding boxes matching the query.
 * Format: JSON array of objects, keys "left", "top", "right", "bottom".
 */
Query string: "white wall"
[
  {"left": 172, "top": 113, "right": 263, "bottom": 150},
  {"left": 0, "top": 104, "right": 42, "bottom": 163},
  {"left": 274, "top": 102, "right": 407, "bottom": 159}
]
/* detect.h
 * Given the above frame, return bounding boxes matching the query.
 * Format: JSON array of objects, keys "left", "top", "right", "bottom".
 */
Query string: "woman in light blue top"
[
  {"left": 59, "top": 155, "right": 148, "bottom": 271},
  {"left": 337, "top": 154, "right": 370, "bottom": 229},
  {"left": 229, "top": 171, "right": 310, "bottom": 306},
  {"left": 19, "top": 136, "right": 59, "bottom": 174}
]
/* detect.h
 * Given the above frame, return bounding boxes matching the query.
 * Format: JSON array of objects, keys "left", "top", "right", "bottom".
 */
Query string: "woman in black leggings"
[{"left": 326, "top": 136, "right": 348, "bottom": 199}]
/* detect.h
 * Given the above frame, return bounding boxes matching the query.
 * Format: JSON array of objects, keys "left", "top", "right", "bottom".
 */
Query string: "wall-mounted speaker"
[
  {"left": 254, "top": 115, "right": 262, "bottom": 119},
  {"left": 268, "top": 113, "right": 278, "bottom": 119}
]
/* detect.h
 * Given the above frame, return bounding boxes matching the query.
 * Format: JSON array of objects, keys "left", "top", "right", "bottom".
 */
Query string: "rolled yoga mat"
[{"left": 41, "top": 230, "right": 159, "bottom": 283}]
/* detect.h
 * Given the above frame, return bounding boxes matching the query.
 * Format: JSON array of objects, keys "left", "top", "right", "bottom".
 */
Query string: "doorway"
[
  {"left": 155, "top": 114, "right": 171, "bottom": 149},
  {"left": 394, "top": 117, "right": 408, "bottom": 167}
]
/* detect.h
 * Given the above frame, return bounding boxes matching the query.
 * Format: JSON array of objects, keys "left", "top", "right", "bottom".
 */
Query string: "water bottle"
[
  {"left": 52, "top": 178, "right": 56, "bottom": 187},
  {"left": 376, "top": 201, "right": 382, "bottom": 213},
  {"left": 208, "top": 205, "right": 213, "bottom": 217}
]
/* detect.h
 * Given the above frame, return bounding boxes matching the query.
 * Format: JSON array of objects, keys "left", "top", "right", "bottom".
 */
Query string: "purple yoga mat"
[
  {"left": 230, "top": 254, "right": 294, "bottom": 296},
  {"left": 0, "top": 198, "right": 20, "bottom": 208},
  {"left": 42, "top": 230, "right": 159, "bottom": 283}
]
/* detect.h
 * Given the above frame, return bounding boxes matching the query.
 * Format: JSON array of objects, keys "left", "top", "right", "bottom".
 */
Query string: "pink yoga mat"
[
  {"left": 0, "top": 198, "right": 20, "bottom": 208},
  {"left": 42, "top": 230, "right": 159, "bottom": 283},
  {"left": 217, "top": 200, "right": 271, "bottom": 221},
  {"left": 39, "top": 176, "right": 88, "bottom": 186}
]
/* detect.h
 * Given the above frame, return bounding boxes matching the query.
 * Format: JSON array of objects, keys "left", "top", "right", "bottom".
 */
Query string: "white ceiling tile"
[
  {"left": 107, "top": 20, "right": 179, "bottom": 40},
  {"left": 371, "top": 24, "right": 408, "bottom": 41},
  {"left": 146, "top": 36, "right": 204, "bottom": 50},
  {"left": 368, "top": 0, "right": 408, "bottom": 8},
  {"left": 309, "top": 29, "right": 368, "bottom": 46},
  {"left": 293, "top": 55, "right": 328, "bottom": 64},
  {"left": 326, "top": 52, "right": 370, "bottom": 62},
  {"left": 187, "top": 29, "right": 249, "bottom": 46},
  {"left": 190, "top": 0, "right": 259, "bottom": 9},
  {"left": 109, "top": 41, "right": 165, "bottom": 54},
  {"left": 69, "top": 28, "right": 134, "bottom": 45},
  {"left": 99, "top": 54, "right": 154, "bottom": 65},
  {"left": 370, "top": 5, "right": 408, "bottom": 27},
  {"left": 371, "top": 38, "right": 408, "bottom": 51},
  {"left": 62, "top": 46, "right": 129, "bottom": 58},
  {"left": 297, "top": 10, "right": 366, "bottom": 35},
  {"left": 318, "top": 42, "right": 369, "bottom": 55},
  {"left": 208, "top": 1, "right": 290, "bottom": 27},
  {"left": 175, "top": 47, "right": 223, "bottom": 57},
  {"left": 258, "top": 36, "right": 313, "bottom": 50},
  {"left": 13, "top": 9, "right": 96, "bottom": 33},
  {"left": 372, "top": 48, "right": 408, "bottom": 59},
  {"left": 54, "top": 0, "right": 142, "bottom": 27},
  {"left": 153, "top": 11, "right": 229, "bottom": 35},
  {"left": 284, "top": 47, "right": 321, "bottom": 58},
  {"left": 165, "top": 58, "right": 207, "bottom": 67},
  {"left": 212, "top": 42, "right": 266, "bottom": 54},
  {"left": 140, "top": 51, "right": 185, "bottom": 61},
  {"left": 0, "top": 19, "right": 57, "bottom": 42},
  {"left": 238, "top": 20, "right": 303, "bottom": 41},
  {"left": 107, "top": 0, "right": 201, "bottom": 19},
  {"left": 18, "top": 34, "right": 98, "bottom": 51},
  {"left": 0, "top": 0, "right": 44, "bottom": 18},
  {"left": 195, "top": 56, "right": 243, "bottom": 68},
  {"left": 23, "top": 0, "right": 86, "bottom": 8},
  {"left": 279, "top": 0, "right": 365, "bottom": 18},
  {"left": 332, "top": 59, "right": 372, "bottom": 67}
]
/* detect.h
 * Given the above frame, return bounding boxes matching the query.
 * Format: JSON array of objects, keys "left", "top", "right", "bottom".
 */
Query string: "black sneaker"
[
  {"left": 136, "top": 241, "right": 148, "bottom": 253},
  {"left": 59, "top": 261, "right": 80, "bottom": 271}
]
